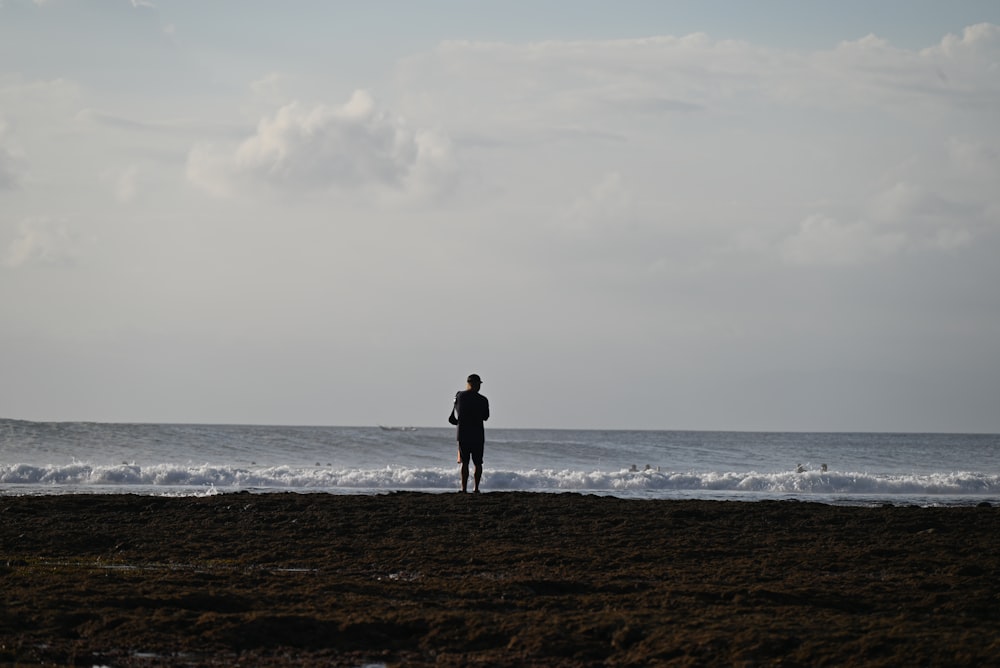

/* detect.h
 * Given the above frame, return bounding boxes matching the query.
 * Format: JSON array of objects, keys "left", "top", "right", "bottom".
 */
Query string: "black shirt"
[{"left": 455, "top": 389, "right": 489, "bottom": 445}]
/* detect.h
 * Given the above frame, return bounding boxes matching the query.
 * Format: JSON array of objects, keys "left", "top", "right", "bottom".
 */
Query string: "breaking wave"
[{"left": 2, "top": 463, "right": 998, "bottom": 501}]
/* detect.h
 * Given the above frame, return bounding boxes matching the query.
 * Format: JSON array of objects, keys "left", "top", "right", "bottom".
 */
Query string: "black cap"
[{"left": 467, "top": 373, "right": 482, "bottom": 384}]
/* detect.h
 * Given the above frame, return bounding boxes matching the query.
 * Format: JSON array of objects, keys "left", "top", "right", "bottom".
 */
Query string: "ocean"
[{"left": 1, "top": 419, "right": 998, "bottom": 506}]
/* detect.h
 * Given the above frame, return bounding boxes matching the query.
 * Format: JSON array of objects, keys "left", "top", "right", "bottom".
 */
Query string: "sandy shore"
[{"left": 2, "top": 492, "right": 998, "bottom": 666}]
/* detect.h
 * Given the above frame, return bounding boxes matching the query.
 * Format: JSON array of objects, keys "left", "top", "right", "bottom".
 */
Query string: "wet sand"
[{"left": 2, "top": 492, "right": 999, "bottom": 666}]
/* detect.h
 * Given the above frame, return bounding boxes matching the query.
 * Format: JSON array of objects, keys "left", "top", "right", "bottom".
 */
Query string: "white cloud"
[
  {"left": 399, "top": 23, "right": 1000, "bottom": 140},
  {"left": 923, "top": 22, "right": 1000, "bottom": 59},
  {"left": 870, "top": 181, "right": 980, "bottom": 250},
  {"left": 782, "top": 176, "right": 980, "bottom": 267},
  {"left": 187, "top": 90, "right": 456, "bottom": 201},
  {"left": 780, "top": 190, "right": 975, "bottom": 267},
  {"left": 234, "top": 91, "right": 408, "bottom": 187},
  {"left": 2, "top": 217, "right": 78, "bottom": 268},
  {"left": 816, "top": 23, "right": 1000, "bottom": 111},
  {"left": 398, "top": 34, "right": 775, "bottom": 134},
  {"left": 391, "top": 126, "right": 458, "bottom": 204},
  {"left": 393, "top": 28, "right": 1000, "bottom": 275},
  {"left": 780, "top": 214, "right": 906, "bottom": 267}
]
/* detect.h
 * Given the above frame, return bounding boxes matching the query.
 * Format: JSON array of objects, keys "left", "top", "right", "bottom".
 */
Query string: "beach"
[{"left": 2, "top": 492, "right": 998, "bottom": 666}]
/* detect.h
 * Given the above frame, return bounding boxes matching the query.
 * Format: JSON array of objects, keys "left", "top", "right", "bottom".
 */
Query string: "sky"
[{"left": 2, "top": 1, "right": 999, "bottom": 432}]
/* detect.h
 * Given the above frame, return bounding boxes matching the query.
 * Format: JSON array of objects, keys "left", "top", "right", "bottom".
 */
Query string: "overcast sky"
[{"left": 2, "top": 1, "right": 999, "bottom": 431}]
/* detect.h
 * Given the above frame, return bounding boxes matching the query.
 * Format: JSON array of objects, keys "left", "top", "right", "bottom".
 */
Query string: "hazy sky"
[{"left": 2, "top": 1, "right": 999, "bottom": 431}]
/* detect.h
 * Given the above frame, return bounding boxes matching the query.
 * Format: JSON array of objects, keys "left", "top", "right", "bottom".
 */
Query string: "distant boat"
[{"left": 378, "top": 426, "right": 418, "bottom": 432}]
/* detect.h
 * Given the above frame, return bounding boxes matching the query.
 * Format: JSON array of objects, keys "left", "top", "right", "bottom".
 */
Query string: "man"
[{"left": 453, "top": 373, "right": 490, "bottom": 493}]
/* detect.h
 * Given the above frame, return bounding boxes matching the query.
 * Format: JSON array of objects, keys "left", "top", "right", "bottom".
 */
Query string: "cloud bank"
[{"left": 2, "top": 4, "right": 999, "bottom": 430}]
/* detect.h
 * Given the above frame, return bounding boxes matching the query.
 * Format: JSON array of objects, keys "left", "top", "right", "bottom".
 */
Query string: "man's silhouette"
[{"left": 454, "top": 373, "right": 489, "bottom": 493}]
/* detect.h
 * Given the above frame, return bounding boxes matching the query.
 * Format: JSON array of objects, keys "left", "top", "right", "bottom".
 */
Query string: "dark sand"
[{"left": 2, "top": 492, "right": 999, "bottom": 667}]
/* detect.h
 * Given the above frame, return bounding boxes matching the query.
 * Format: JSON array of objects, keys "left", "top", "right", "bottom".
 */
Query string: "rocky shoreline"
[{"left": 2, "top": 492, "right": 999, "bottom": 666}]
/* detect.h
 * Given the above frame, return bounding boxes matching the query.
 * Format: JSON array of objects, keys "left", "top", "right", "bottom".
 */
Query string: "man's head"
[{"left": 467, "top": 373, "right": 482, "bottom": 389}]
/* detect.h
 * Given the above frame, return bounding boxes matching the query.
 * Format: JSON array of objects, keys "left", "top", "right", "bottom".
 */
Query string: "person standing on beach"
[{"left": 452, "top": 373, "right": 489, "bottom": 493}]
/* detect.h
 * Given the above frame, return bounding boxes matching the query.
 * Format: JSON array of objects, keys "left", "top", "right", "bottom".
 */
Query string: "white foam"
[{"left": 2, "top": 462, "right": 998, "bottom": 500}]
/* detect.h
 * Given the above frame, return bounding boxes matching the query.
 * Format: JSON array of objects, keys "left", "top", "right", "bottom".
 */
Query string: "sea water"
[{"left": 1, "top": 419, "right": 998, "bottom": 506}]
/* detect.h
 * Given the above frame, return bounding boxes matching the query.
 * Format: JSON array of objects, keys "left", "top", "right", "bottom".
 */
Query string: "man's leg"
[
  {"left": 472, "top": 444, "right": 483, "bottom": 493},
  {"left": 460, "top": 460, "right": 469, "bottom": 493}
]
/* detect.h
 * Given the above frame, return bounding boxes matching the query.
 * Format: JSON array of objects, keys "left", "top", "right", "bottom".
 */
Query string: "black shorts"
[{"left": 458, "top": 442, "right": 484, "bottom": 467}]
